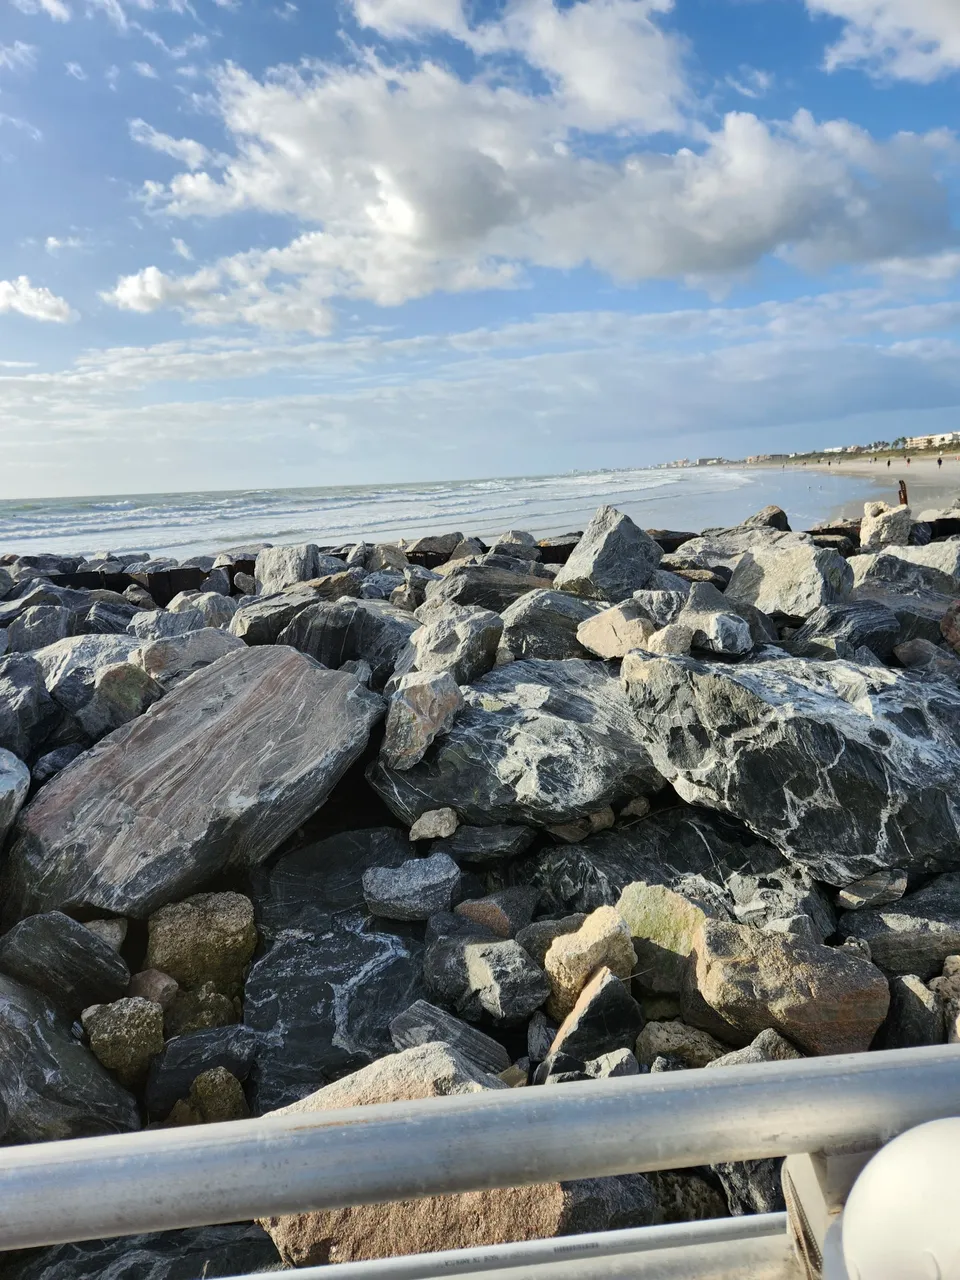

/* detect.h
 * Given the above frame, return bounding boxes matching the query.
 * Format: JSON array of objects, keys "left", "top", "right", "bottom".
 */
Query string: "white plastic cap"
[{"left": 840, "top": 1118, "right": 960, "bottom": 1279}]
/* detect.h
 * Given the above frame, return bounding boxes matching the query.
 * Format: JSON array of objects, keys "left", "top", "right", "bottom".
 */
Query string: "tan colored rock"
[
  {"left": 616, "top": 882, "right": 707, "bottom": 995},
  {"left": 933, "top": 956, "right": 960, "bottom": 1044},
  {"left": 380, "top": 672, "right": 464, "bottom": 771},
  {"left": 544, "top": 906, "right": 635, "bottom": 1020},
  {"left": 546, "top": 807, "right": 615, "bottom": 844},
  {"left": 636, "top": 1020, "right": 727, "bottom": 1068},
  {"left": 128, "top": 968, "right": 179, "bottom": 1010},
  {"left": 257, "top": 1043, "right": 655, "bottom": 1267},
  {"left": 146, "top": 892, "right": 257, "bottom": 997},
  {"left": 692, "top": 921, "right": 890, "bottom": 1056},
  {"left": 643, "top": 622, "right": 695, "bottom": 656},
  {"left": 82, "top": 996, "right": 164, "bottom": 1087},
  {"left": 409, "top": 808, "right": 459, "bottom": 841},
  {"left": 576, "top": 605, "right": 655, "bottom": 660},
  {"left": 164, "top": 981, "right": 238, "bottom": 1038},
  {"left": 188, "top": 1066, "right": 250, "bottom": 1123},
  {"left": 368, "top": 545, "right": 408, "bottom": 573}
]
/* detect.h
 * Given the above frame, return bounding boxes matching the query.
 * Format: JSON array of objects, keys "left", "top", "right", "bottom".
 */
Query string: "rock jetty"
[{"left": 1, "top": 497, "right": 959, "bottom": 1275}]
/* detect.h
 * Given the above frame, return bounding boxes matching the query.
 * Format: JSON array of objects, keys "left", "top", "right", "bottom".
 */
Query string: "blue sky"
[{"left": 1, "top": 0, "right": 960, "bottom": 497}]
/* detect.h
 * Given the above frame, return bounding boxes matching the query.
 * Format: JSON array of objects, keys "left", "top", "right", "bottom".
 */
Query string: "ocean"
[{"left": 0, "top": 466, "right": 884, "bottom": 560}]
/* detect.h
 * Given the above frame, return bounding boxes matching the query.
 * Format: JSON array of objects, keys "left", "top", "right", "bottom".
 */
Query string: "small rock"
[
  {"left": 549, "top": 966, "right": 644, "bottom": 1061},
  {"left": 233, "top": 571, "right": 256, "bottom": 595},
  {"left": 30, "top": 743, "right": 84, "bottom": 787},
  {"left": 547, "top": 807, "right": 616, "bottom": 844},
  {"left": 146, "top": 1024, "right": 261, "bottom": 1117},
  {"left": 585, "top": 1048, "right": 640, "bottom": 1078},
  {"left": 544, "top": 905, "right": 636, "bottom": 1020},
  {"left": 380, "top": 671, "right": 464, "bottom": 771},
  {"left": 528, "top": 1009, "right": 558, "bottom": 1060},
  {"left": 164, "top": 981, "right": 238, "bottom": 1038},
  {"left": 532, "top": 1051, "right": 589, "bottom": 1084},
  {"left": 410, "top": 808, "right": 459, "bottom": 841},
  {"left": 193, "top": 591, "right": 237, "bottom": 627},
  {"left": 83, "top": 917, "right": 128, "bottom": 951},
  {"left": 704, "top": 1028, "right": 803, "bottom": 1068},
  {"left": 363, "top": 852, "right": 461, "bottom": 921},
  {"left": 389, "top": 999, "right": 510, "bottom": 1075},
  {"left": 454, "top": 886, "right": 539, "bottom": 938},
  {"left": 636, "top": 1020, "right": 728, "bottom": 1068},
  {"left": 576, "top": 603, "right": 655, "bottom": 660},
  {"left": 426, "top": 938, "right": 550, "bottom": 1026},
  {"left": 129, "top": 969, "right": 180, "bottom": 1010},
  {"left": 837, "top": 869, "right": 908, "bottom": 911},
  {"left": 186, "top": 1066, "right": 250, "bottom": 1123},
  {"left": 82, "top": 997, "right": 165, "bottom": 1087},
  {"left": 146, "top": 892, "right": 257, "bottom": 998},
  {"left": 840, "top": 872, "right": 960, "bottom": 979},
  {"left": 432, "top": 824, "right": 535, "bottom": 864},
  {"left": 516, "top": 915, "right": 588, "bottom": 968}
]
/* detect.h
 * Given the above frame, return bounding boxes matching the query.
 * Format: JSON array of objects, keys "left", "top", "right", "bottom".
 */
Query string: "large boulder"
[
  {"left": 278, "top": 598, "right": 418, "bottom": 689},
  {"left": 663, "top": 526, "right": 799, "bottom": 574},
  {"left": 688, "top": 920, "right": 889, "bottom": 1055},
  {"left": 498, "top": 590, "right": 598, "bottom": 662},
  {"left": 256, "top": 1044, "right": 657, "bottom": 1267},
  {"left": 133, "top": 628, "right": 244, "bottom": 687},
  {"left": 408, "top": 604, "right": 503, "bottom": 686},
  {"left": 228, "top": 590, "right": 320, "bottom": 645},
  {"left": 5, "top": 605, "right": 73, "bottom": 653},
  {"left": 2, "top": 648, "right": 383, "bottom": 921},
  {"left": 0, "top": 654, "right": 62, "bottom": 760},
  {"left": 368, "top": 659, "right": 664, "bottom": 828},
  {"left": 0, "top": 973, "right": 140, "bottom": 1143},
  {"left": 623, "top": 652, "right": 960, "bottom": 886},
  {"left": 724, "top": 543, "right": 852, "bottom": 622},
  {"left": 0, "top": 748, "right": 29, "bottom": 847},
  {"left": 243, "top": 916, "right": 425, "bottom": 1112},
  {"left": 0, "top": 1226, "right": 280, "bottom": 1279},
  {"left": 787, "top": 600, "right": 901, "bottom": 660},
  {"left": 859, "top": 502, "right": 913, "bottom": 551},
  {"left": 517, "top": 806, "right": 822, "bottom": 927},
  {"left": 840, "top": 872, "right": 960, "bottom": 980},
  {"left": 0, "top": 912, "right": 129, "bottom": 1018},
  {"left": 254, "top": 544, "right": 344, "bottom": 594},
  {"left": 421, "top": 564, "right": 547, "bottom": 614},
  {"left": 553, "top": 506, "right": 662, "bottom": 602}
]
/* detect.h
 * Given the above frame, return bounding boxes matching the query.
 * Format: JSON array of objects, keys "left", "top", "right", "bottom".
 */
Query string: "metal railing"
[{"left": 1, "top": 1043, "right": 959, "bottom": 1277}]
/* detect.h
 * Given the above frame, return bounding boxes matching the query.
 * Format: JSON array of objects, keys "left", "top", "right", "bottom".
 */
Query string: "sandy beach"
[{"left": 792, "top": 456, "right": 960, "bottom": 517}]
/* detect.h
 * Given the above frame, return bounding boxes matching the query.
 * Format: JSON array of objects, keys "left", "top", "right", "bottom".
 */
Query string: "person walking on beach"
[
  {"left": 938, "top": 456, "right": 943, "bottom": 469},
  {"left": 887, "top": 459, "right": 890, "bottom": 468}
]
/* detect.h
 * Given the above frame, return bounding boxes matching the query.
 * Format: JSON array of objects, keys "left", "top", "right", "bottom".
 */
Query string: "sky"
[{"left": 1, "top": 0, "right": 960, "bottom": 497}]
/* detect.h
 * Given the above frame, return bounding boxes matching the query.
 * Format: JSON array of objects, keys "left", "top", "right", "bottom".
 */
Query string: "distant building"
[
  {"left": 905, "top": 431, "right": 960, "bottom": 450},
  {"left": 822, "top": 446, "right": 845, "bottom": 454},
  {"left": 747, "top": 453, "right": 788, "bottom": 463}
]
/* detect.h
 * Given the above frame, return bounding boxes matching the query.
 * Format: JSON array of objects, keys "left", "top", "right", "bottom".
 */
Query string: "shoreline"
[{"left": 746, "top": 457, "right": 960, "bottom": 523}]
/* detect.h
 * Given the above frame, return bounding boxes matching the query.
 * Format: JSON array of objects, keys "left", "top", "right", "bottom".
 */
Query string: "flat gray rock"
[
  {"left": 787, "top": 600, "right": 901, "bottom": 660},
  {"left": 432, "top": 824, "right": 535, "bottom": 864},
  {"left": 228, "top": 590, "right": 320, "bottom": 645},
  {"left": 409, "top": 604, "right": 502, "bottom": 686},
  {"left": 425, "top": 937, "right": 549, "bottom": 1026},
  {"left": 363, "top": 852, "right": 461, "bottom": 921},
  {"left": 3, "top": 648, "right": 384, "bottom": 920},
  {"left": 369, "top": 658, "right": 664, "bottom": 828},
  {"left": 0, "top": 973, "right": 140, "bottom": 1144},
  {"left": 623, "top": 651, "right": 960, "bottom": 886},
  {"left": 421, "top": 564, "right": 547, "bottom": 614},
  {"left": 389, "top": 999, "right": 510, "bottom": 1074},
  {"left": 128, "top": 609, "right": 205, "bottom": 641}
]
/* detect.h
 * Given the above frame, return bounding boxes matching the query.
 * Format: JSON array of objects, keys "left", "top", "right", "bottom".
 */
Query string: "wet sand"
[{"left": 798, "top": 457, "right": 960, "bottom": 516}]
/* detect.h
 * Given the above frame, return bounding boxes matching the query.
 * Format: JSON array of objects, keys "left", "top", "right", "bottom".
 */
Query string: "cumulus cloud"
[
  {"left": 129, "top": 117, "right": 209, "bottom": 168},
  {"left": 0, "top": 276, "right": 76, "bottom": 322},
  {"left": 351, "top": 0, "right": 466, "bottom": 37},
  {"left": 808, "top": 0, "right": 960, "bottom": 82}
]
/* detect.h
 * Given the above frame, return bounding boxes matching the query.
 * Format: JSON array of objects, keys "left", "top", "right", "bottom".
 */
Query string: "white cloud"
[
  {"left": 112, "top": 42, "right": 956, "bottom": 334},
  {"left": 0, "top": 276, "right": 76, "bottom": 322},
  {"left": 133, "top": 61, "right": 159, "bottom": 79},
  {"left": 45, "top": 234, "right": 83, "bottom": 252},
  {"left": 807, "top": 0, "right": 960, "bottom": 82},
  {"left": 129, "top": 117, "right": 209, "bottom": 168},
  {"left": 0, "top": 41, "right": 38, "bottom": 72},
  {"left": 726, "top": 66, "right": 773, "bottom": 99},
  {"left": 0, "top": 112, "right": 42, "bottom": 139},
  {"left": 350, "top": 0, "right": 466, "bottom": 38},
  {"left": 171, "top": 236, "right": 193, "bottom": 259},
  {"left": 875, "top": 249, "right": 960, "bottom": 282},
  {"left": 9, "top": 0, "right": 70, "bottom": 20},
  {"left": 65, "top": 60, "right": 87, "bottom": 78}
]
